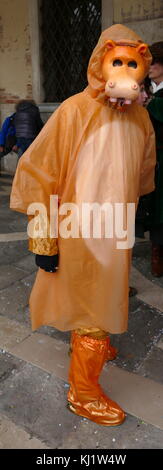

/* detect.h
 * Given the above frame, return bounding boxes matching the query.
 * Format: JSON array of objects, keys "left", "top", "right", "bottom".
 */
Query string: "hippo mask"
[
  {"left": 102, "top": 41, "right": 148, "bottom": 106},
  {"left": 87, "top": 24, "right": 152, "bottom": 110}
]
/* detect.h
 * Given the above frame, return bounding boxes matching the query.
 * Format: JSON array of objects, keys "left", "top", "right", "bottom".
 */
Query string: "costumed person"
[
  {"left": 146, "top": 42, "right": 163, "bottom": 276},
  {"left": 10, "top": 24, "right": 156, "bottom": 426}
]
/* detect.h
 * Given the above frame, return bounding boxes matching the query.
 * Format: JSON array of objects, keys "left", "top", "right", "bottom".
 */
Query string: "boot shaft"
[
  {"left": 68, "top": 332, "right": 109, "bottom": 402},
  {"left": 67, "top": 331, "right": 125, "bottom": 426}
]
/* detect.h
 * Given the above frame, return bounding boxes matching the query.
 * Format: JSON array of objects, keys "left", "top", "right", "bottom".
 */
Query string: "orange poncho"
[{"left": 10, "top": 25, "right": 156, "bottom": 333}]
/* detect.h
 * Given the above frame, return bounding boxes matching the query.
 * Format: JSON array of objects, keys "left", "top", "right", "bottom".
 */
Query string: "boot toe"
[{"left": 68, "top": 395, "right": 126, "bottom": 426}]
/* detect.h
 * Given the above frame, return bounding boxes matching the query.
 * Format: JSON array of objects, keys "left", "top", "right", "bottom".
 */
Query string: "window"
[{"left": 40, "top": 0, "right": 101, "bottom": 102}]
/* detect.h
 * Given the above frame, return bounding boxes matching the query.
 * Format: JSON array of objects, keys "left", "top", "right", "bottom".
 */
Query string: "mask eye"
[
  {"left": 113, "top": 59, "right": 123, "bottom": 66},
  {"left": 128, "top": 60, "right": 137, "bottom": 68}
]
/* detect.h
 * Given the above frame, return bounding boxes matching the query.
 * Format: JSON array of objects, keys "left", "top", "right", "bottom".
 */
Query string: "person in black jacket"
[
  {"left": 147, "top": 42, "right": 163, "bottom": 276},
  {"left": 14, "top": 100, "right": 44, "bottom": 155},
  {"left": 136, "top": 42, "right": 163, "bottom": 276}
]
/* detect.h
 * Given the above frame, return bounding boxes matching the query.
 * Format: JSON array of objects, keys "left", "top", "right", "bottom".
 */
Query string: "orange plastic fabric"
[
  {"left": 68, "top": 332, "right": 125, "bottom": 425},
  {"left": 71, "top": 329, "right": 118, "bottom": 359},
  {"left": 10, "top": 24, "right": 156, "bottom": 333}
]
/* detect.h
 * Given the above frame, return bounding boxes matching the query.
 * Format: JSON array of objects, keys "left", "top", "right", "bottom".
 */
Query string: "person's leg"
[{"left": 67, "top": 328, "right": 125, "bottom": 426}]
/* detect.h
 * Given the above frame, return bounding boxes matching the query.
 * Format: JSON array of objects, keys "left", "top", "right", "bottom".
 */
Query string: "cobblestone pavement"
[{"left": 0, "top": 172, "right": 163, "bottom": 450}]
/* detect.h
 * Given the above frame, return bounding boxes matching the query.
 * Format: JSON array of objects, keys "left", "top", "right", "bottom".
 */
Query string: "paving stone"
[
  {"left": 1, "top": 209, "right": 27, "bottom": 234},
  {"left": 0, "top": 265, "right": 27, "bottom": 290},
  {"left": 0, "top": 316, "right": 31, "bottom": 351},
  {"left": 10, "top": 334, "right": 70, "bottom": 381},
  {"left": 0, "top": 280, "right": 31, "bottom": 324},
  {"left": 130, "top": 265, "right": 163, "bottom": 312},
  {"left": 130, "top": 265, "right": 152, "bottom": 294},
  {"left": 37, "top": 325, "right": 70, "bottom": 344},
  {"left": 110, "top": 298, "right": 163, "bottom": 372},
  {"left": 60, "top": 415, "right": 163, "bottom": 450},
  {"left": 13, "top": 254, "right": 37, "bottom": 273},
  {"left": 0, "top": 362, "right": 78, "bottom": 448},
  {"left": 20, "top": 272, "right": 37, "bottom": 290},
  {"left": 132, "top": 241, "right": 163, "bottom": 289},
  {"left": 138, "top": 288, "right": 163, "bottom": 314},
  {"left": 137, "top": 347, "right": 163, "bottom": 384},
  {"left": 101, "top": 365, "right": 163, "bottom": 430},
  {"left": 157, "top": 336, "right": 163, "bottom": 351},
  {"left": 0, "top": 361, "right": 163, "bottom": 449},
  {"left": 0, "top": 240, "right": 28, "bottom": 265},
  {"left": 0, "top": 414, "right": 49, "bottom": 449},
  {"left": 0, "top": 351, "right": 23, "bottom": 382},
  {"left": 8, "top": 333, "right": 163, "bottom": 430},
  {"left": 0, "top": 232, "right": 28, "bottom": 242}
]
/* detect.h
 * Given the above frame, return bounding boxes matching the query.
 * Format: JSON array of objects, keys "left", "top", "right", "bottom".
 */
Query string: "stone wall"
[{"left": 0, "top": 0, "right": 32, "bottom": 123}]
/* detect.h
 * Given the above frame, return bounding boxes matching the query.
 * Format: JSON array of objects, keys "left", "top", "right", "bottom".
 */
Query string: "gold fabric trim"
[
  {"left": 75, "top": 328, "right": 108, "bottom": 339},
  {"left": 28, "top": 215, "right": 58, "bottom": 255},
  {"left": 28, "top": 237, "right": 58, "bottom": 256}
]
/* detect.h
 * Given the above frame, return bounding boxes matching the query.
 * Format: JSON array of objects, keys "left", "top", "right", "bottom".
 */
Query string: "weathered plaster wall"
[
  {"left": 102, "top": 0, "right": 163, "bottom": 44},
  {"left": 0, "top": 0, "right": 32, "bottom": 122},
  {"left": 114, "top": 0, "right": 163, "bottom": 43},
  {"left": 102, "top": 0, "right": 163, "bottom": 43}
]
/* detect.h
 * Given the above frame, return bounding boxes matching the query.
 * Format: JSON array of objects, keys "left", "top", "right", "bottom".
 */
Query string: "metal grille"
[{"left": 40, "top": 0, "right": 101, "bottom": 102}]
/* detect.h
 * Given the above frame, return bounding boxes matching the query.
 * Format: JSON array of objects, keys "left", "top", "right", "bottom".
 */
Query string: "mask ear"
[
  {"left": 136, "top": 43, "right": 148, "bottom": 56},
  {"left": 105, "top": 39, "right": 116, "bottom": 50}
]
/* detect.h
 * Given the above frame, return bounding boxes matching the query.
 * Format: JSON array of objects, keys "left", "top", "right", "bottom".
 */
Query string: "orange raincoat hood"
[{"left": 87, "top": 23, "right": 152, "bottom": 102}]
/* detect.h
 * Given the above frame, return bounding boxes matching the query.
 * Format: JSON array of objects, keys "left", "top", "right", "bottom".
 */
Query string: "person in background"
[
  {"left": 135, "top": 78, "right": 153, "bottom": 240},
  {"left": 0, "top": 112, "right": 18, "bottom": 157},
  {"left": 147, "top": 42, "right": 163, "bottom": 276},
  {"left": 0, "top": 112, "right": 18, "bottom": 175},
  {"left": 136, "top": 82, "right": 149, "bottom": 106},
  {"left": 130, "top": 80, "right": 152, "bottom": 296},
  {"left": 14, "top": 100, "right": 44, "bottom": 155}
]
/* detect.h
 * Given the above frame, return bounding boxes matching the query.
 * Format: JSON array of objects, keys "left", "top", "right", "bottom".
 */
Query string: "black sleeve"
[{"left": 35, "top": 254, "right": 59, "bottom": 272}]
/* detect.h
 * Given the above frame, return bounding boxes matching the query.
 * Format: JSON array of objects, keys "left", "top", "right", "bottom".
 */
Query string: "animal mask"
[
  {"left": 87, "top": 24, "right": 152, "bottom": 111},
  {"left": 102, "top": 40, "right": 148, "bottom": 109}
]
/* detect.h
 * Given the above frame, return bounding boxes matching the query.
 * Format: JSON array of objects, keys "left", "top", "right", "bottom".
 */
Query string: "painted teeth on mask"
[{"left": 124, "top": 99, "right": 132, "bottom": 105}]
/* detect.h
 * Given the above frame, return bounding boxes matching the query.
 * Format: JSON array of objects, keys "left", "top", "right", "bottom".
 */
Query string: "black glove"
[{"left": 35, "top": 254, "right": 59, "bottom": 272}]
